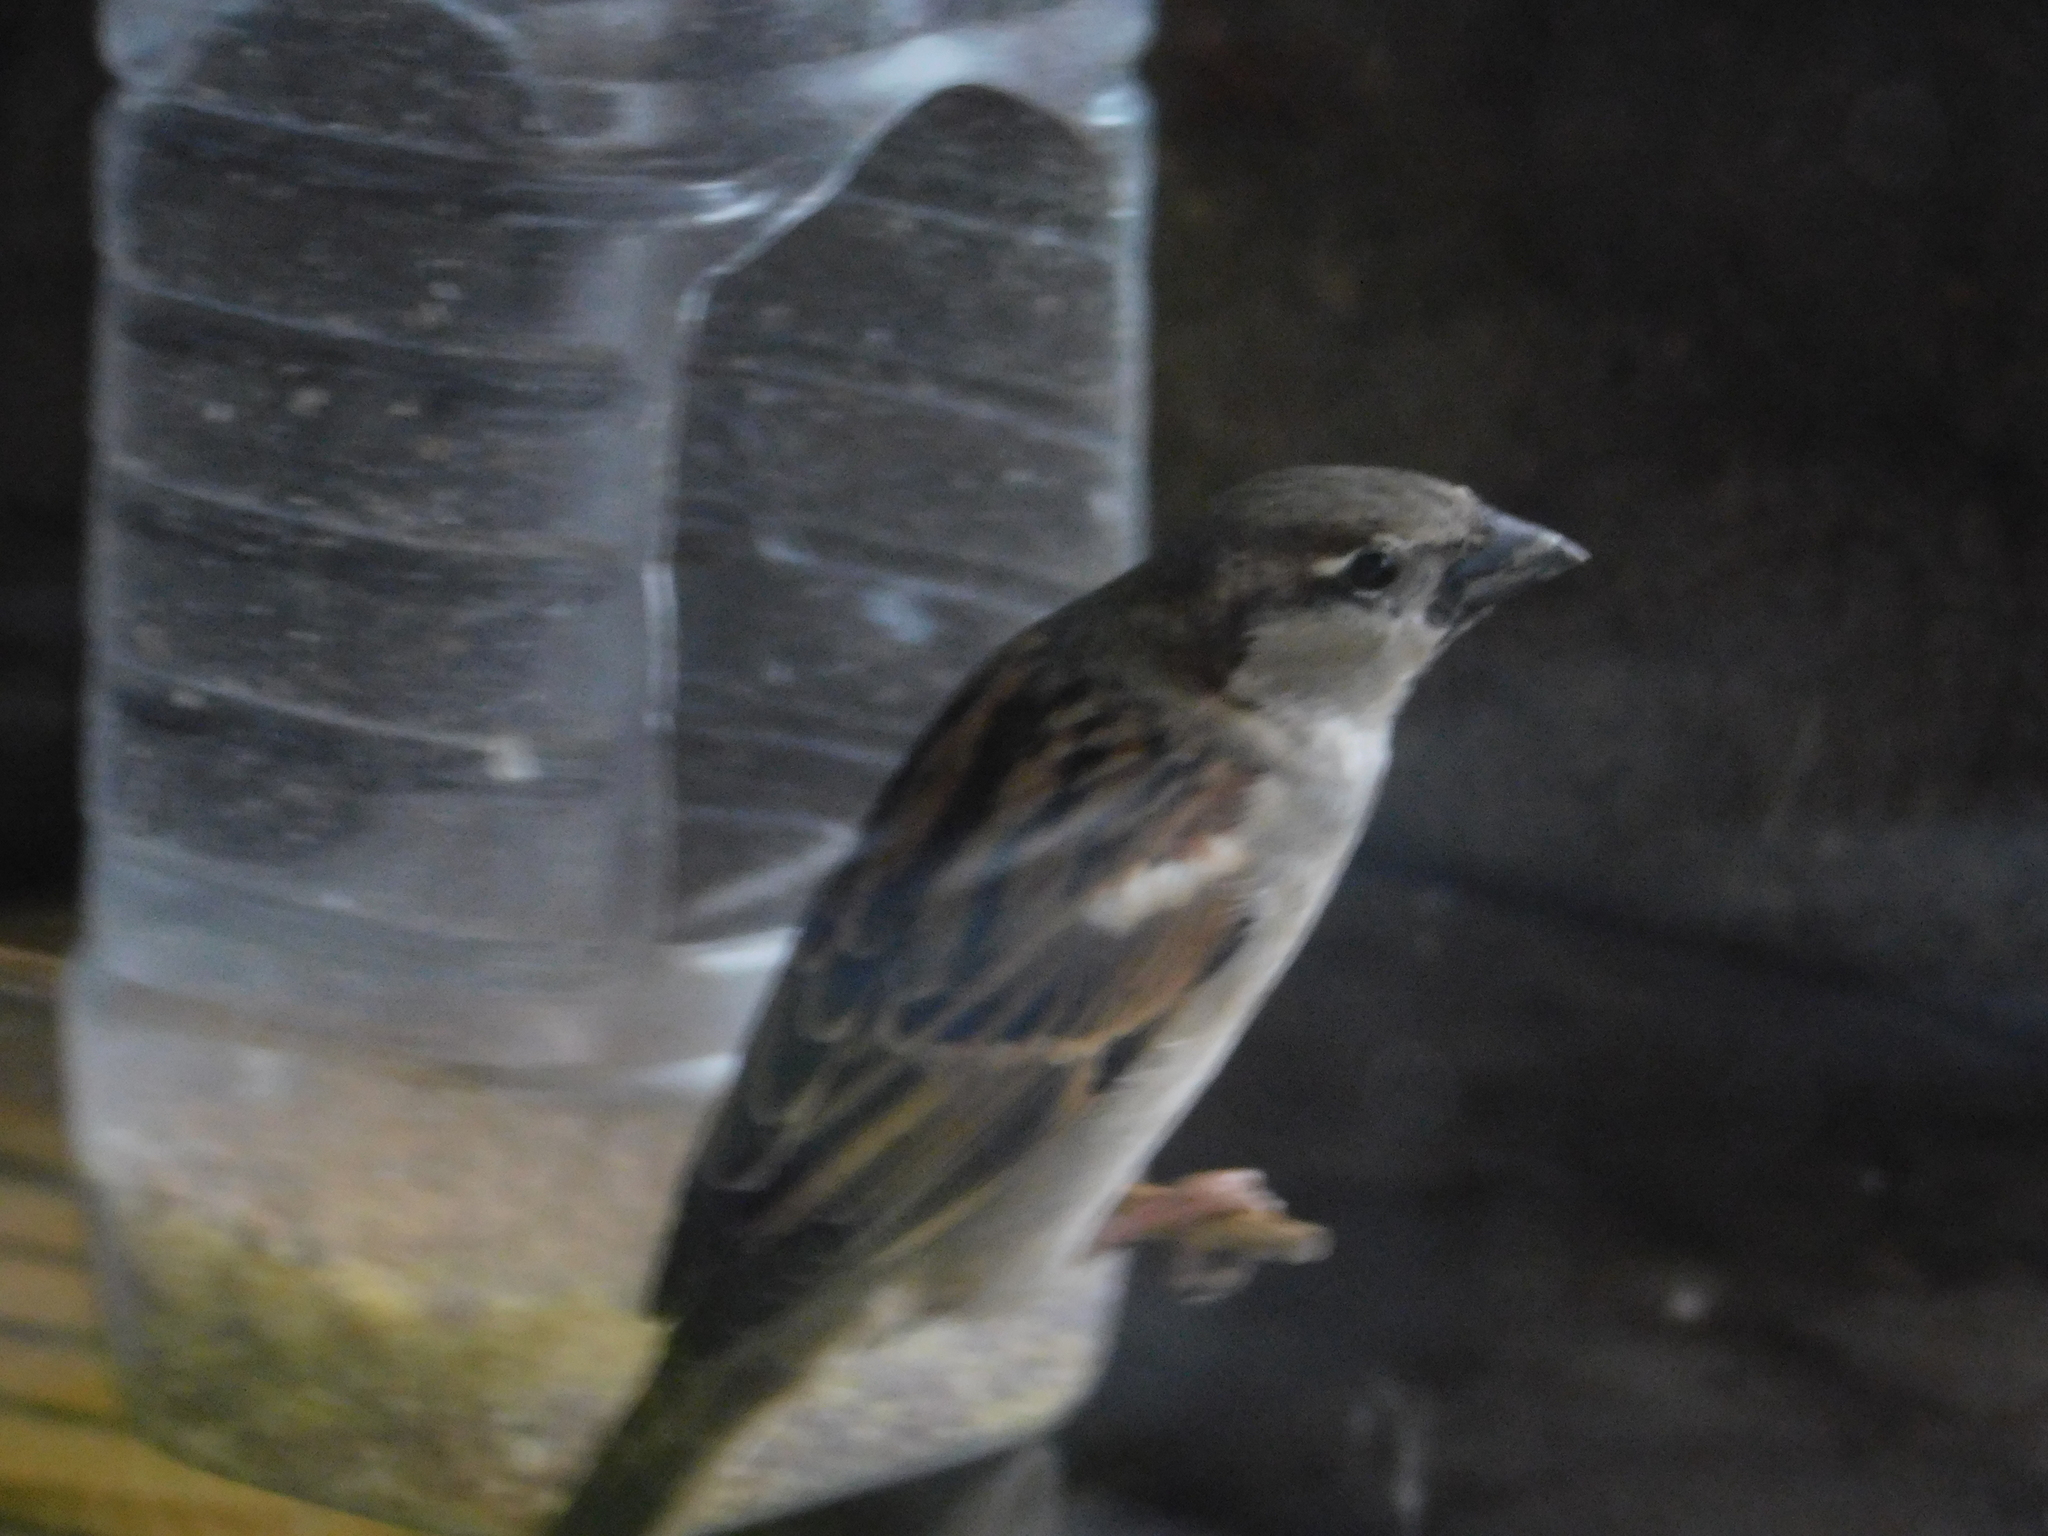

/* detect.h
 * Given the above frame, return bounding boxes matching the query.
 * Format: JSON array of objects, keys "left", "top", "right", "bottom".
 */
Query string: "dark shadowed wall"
[
  {"left": 0, "top": 1, "right": 94, "bottom": 896},
  {"left": 1145, "top": 0, "right": 2048, "bottom": 1022},
  {"left": 1071, "top": 8, "right": 2048, "bottom": 1533}
]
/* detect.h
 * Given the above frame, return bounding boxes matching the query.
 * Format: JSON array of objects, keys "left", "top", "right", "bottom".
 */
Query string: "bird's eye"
[{"left": 1341, "top": 548, "right": 1402, "bottom": 593}]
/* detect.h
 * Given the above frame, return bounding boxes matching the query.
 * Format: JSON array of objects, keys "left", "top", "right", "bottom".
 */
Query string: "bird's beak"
[{"left": 1429, "top": 506, "right": 1588, "bottom": 630}]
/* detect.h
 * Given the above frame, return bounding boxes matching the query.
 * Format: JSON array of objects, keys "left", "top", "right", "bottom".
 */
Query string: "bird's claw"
[{"left": 1095, "top": 1169, "right": 1333, "bottom": 1304}]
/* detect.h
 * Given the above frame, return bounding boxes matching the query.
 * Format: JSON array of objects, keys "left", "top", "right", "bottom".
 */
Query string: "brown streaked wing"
[{"left": 650, "top": 641, "right": 1254, "bottom": 1349}]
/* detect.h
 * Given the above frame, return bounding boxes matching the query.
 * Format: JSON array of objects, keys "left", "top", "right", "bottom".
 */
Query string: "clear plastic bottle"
[{"left": 64, "top": 2, "right": 1151, "bottom": 1529}]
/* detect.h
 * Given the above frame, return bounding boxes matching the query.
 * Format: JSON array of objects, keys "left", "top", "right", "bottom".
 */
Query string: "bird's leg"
[
  {"left": 1095, "top": 1168, "right": 1281, "bottom": 1247},
  {"left": 1094, "top": 1169, "right": 1333, "bottom": 1303}
]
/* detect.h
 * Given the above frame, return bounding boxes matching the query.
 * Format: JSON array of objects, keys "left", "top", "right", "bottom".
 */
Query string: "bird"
[{"left": 549, "top": 465, "right": 1586, "bottom": 1536}]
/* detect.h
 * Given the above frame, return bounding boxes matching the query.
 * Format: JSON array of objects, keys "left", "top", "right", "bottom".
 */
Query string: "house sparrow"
[{"left": 550, "top": 466, "right": 1585, "bottom": 1536}]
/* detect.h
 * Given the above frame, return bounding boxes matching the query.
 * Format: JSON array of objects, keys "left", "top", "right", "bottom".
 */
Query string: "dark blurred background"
[
  {"left": 1077, "top": 6, "right": 2048, "bottom": 1534},
  {"left": 7, "top": 1, "right": 2048, "bottom": 1532},
  {"left": 0, "top": 0, "right": 94, "bottom": 913}
]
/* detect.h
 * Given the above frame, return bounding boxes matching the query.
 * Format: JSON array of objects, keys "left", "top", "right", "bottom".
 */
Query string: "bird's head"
[{"left": 1156, "top": 466, "right": 1587, "bottom": 722}]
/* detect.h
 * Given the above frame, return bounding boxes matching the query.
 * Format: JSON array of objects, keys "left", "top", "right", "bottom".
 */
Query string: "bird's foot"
[{"left": 1094, "top": 1169, "right": 1333, "bottom": 1304}]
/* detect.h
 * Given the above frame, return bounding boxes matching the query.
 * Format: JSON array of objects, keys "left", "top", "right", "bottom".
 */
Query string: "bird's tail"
[{"left": 547, "top": 1329, "right": 798, "bottom": 1536}]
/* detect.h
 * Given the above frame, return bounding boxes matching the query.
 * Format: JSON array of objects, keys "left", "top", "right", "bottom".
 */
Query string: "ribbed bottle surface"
[
  {"left": 67, "top": 3, "right": 1152, "bottom": 1527},
  {"left": 78, "top": 0, "right": 1152, "bottom": 1068}
]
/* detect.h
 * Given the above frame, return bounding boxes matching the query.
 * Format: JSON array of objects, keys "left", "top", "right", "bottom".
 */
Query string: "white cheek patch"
[
  {"left": 1084, "top": 832, "right": 1249, "bottom": 934},
  {"left": 1311, "top": 549, "right": 1363, "bottom": 578}
]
